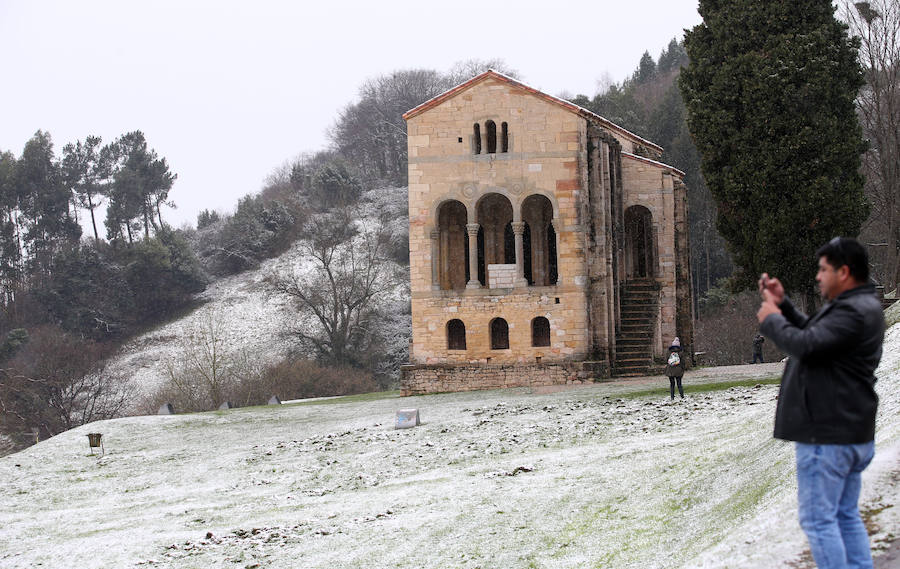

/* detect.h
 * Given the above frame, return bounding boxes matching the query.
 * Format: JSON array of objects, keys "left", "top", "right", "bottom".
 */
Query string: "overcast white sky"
[{"left": 0, "top": 1, "right": 702, "bottom": 228}]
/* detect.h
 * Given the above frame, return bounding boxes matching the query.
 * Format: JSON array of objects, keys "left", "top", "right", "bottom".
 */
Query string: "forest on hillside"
[{"left": 1, "top": 0, "right": 897, "bottom": 453}]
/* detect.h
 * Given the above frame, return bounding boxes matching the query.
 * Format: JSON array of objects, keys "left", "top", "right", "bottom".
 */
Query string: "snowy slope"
[
  {"left": 105, "top": 242, "right": 308, "bottom": 404},
  {"left": 107, "top": 188, "right": 410, "bottom": 406},
  {"left": 1, "top": 332, "right": 898, "bottom": 568}
]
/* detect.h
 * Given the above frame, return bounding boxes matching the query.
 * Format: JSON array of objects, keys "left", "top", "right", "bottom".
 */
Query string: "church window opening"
[
  {"left": 473, "top": 123, "right": 482, "bottom": 154},
  {"left": 521, "top": 194, "right": 556, "bottom": 286},
  {"left": 437, "top": 200, "right": 469, "bottom": 290},
  {"left": 531, "top": 317, "right": 551, "bottom": 347},
  {"left": 503, "top": 223, "right": 515, "bottom": 264},
  {"left": 501, "top": 122, "right": 509, "bottom": 153},
  {"left": 624, "top": 205, "right": 654, "bottom": 279},
  {"left": 447, "top": 319, "right": 467, "bottom": 350},
  {"left": 490, "top": 318, "right": 509, "bottom": 350},
  {"left": 476, "top": 193, "right": 514, "bottom": 287},
  {"left": 485, "top": 120, "right": 497, "bottom": 153}
]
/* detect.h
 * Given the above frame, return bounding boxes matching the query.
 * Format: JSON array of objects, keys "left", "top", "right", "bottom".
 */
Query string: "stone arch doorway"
[
  {"left": 437, "top": 200, "right": 469, "bottom": 290},
  {"left": 624, "top": 205, "right": 654, "bottom": 279},
  {"left": 476, "top": 193, "right": 514, "bottom": 286},
  {"left": 522, "top": 194, "right": 557, "bottom": 286}
]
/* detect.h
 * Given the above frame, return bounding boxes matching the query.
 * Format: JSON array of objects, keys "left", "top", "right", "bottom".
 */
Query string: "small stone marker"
[
  {"left": 268, "top": 396, "right": 281, "bottom": 405},
  {"left": 218, "top": 401, "right": 234, "bottom": 410},
  {"left": 395, "top": 408, "right": 420, "bottom": 429},
  {"left": 158, "top": 403, "right": 175, "bottom": 415}
]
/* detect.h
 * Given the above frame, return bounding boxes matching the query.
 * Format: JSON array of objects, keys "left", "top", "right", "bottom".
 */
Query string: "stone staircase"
[{"left": 613, "top": 279, "right": 659, "bottom": 377}]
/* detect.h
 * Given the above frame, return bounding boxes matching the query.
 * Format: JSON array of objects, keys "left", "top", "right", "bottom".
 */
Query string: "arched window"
[
  {"left": 522, "top": 194, "right": 556, "bottom": 286},
  {"left": 476, "top": 193, "right": 514, "bottom": 287},
  {"left": 501, "top": 122, "right": 509, "bottom": 153},
  {"left": 531, "top": 317, "right": 551, "bottom": 347},
  {"left": 437, "top": 200, "right": 469, "bottom": 290},
  {"left": 485, "top": 120, "right": 497, "bottom": 154},
  {"left": 473, "top": 123, "right": 482, "bottom": 154},
  {"left": 447, "top": 319, "right": 466, "bottom": 350},
  {"left": 490, "top": 318, "right": 509, "bottom": 349}
]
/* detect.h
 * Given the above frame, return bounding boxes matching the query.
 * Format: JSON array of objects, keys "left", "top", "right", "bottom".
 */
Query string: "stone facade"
[
  {"left": 400, "top": 362, "right": 607, "bottom": 396},
  {"left": 401, "top": 71, "right": 693, "bottom": 396}
]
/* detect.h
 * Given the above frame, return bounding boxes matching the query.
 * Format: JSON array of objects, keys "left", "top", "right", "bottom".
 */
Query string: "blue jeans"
[{"left": 795, "top": 442, "right": 875, "bottom": 569}]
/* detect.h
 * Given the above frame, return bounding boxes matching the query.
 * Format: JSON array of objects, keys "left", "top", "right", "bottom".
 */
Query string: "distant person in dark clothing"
[
  {"left": 665, "top": 337, "right": 684, "bottom": 400},
  {"left": 752, "top": 333, "right": 765, "bottom": 363},
  {"left": 757, "top": 237, "right": 884, "bottom": 569}
]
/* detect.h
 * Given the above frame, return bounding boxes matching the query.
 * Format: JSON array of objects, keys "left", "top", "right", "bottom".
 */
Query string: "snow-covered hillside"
[
  {"left": 106, "top": 241, "right": 306, "bottom": 403},
  {"left": 107, "top": 187, "right": 411, "bottom": 407},
  {"left": 1, "top": 328, "right": 898, "bottom": 568}
]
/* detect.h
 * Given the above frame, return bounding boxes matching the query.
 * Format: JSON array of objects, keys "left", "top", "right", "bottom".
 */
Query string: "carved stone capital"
[
  {"left": 465, "top": 223, "right": 480, "bottom": 236},
  {"left": 511, "top": 221, "right": 526, "bottom": 235}
]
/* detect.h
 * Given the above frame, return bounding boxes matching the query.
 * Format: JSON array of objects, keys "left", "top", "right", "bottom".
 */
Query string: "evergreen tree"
[
  {"left": 634, "top": 51, "right": 658, "bottom": 84},
  {"left": 106, "top": 131, "right": 176, "bottom": 242},
  {"left": 658, "top": 38, "right": 689, "bottom": 74},
  {"left": 681, "top": 0, "right": 869, "bottom": 296},
  {"left": 0, "top": 151, "right": 22, "bottom": 306},
  {"left": 16, "top": 131, "right": 81, "bottom": 282},
  {"left": 61, "top": 136, "right": 113, "bottom": 242}
]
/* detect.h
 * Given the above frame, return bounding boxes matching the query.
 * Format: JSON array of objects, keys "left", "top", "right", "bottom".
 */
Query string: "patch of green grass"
[
  {"left": 617, "top": 376, "right": 781, "bottom": 400},
  {"left": 710, "top": 468, "right": 782, "bottom": 525}
]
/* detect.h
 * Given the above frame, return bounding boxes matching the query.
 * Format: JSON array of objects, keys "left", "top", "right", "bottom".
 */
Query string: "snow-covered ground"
[{"left": 1, "top": 328, "right": 898, "bottom": 568}]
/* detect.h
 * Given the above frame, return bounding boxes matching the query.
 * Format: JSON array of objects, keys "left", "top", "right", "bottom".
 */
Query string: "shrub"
[
  {"left": 0, "top": 325, "right": 129, "bottom": 449},
  {"left": 235, "top": 359, "right": 377, "bottom": 405}
]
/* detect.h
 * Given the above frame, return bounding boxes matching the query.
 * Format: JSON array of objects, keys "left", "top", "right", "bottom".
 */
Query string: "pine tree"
[{"left": 680, "top": 0, "right": 869, "bottom": 296}]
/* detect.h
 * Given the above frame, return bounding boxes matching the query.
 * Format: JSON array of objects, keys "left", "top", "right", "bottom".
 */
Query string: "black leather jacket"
[{"left": 760, "top": 283, "right": 884, "bottom": 444}]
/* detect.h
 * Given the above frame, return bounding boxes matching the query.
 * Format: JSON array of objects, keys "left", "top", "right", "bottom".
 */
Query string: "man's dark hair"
[{"left": 816, "top": 237, "right": 869, "bottom": 282}]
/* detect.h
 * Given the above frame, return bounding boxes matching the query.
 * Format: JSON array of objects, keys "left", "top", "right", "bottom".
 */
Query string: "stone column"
[
  {"left": 551, "top": 218, "right": 561, "bottom": 285},
  {"left": 511, "top": 221, "right": 528, "bottom": 288},
  {"left": 430, "top": 230, "right": 440, "bottom": 290},
  {"left": 466, "top": 223, "right": 481, "bottom": 289}
]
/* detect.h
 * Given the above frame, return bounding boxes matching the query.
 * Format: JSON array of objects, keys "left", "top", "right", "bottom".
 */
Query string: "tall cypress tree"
[{"left": 680, "top": 0, "right": 868, "bottom": 297}]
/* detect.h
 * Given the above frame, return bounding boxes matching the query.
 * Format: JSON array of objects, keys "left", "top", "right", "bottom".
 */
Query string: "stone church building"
[{"left": 400, "top": 70, "right": 693, "bottom": 395}]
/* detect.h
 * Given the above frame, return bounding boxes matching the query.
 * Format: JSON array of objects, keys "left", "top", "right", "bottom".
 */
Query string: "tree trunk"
[
  {"left": 704, "top": 227, "right": 711, "bottom": 293},
  {"left": 88, "top": 194, "right": 99, "bottom": 242}
]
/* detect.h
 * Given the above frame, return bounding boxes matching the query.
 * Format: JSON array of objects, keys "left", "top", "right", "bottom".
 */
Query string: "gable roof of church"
[{"left": 402, "top": 69, "right": 663, "bottom": 153}]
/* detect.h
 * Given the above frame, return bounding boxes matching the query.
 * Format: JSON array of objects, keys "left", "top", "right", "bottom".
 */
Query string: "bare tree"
[
  {"left": 266, "top": 210, "right": 403, "bottom": 367},
  {"left": 0, "top": 326, "right": 129, "bottom": 447},
  {"left": 843, "top": 1, "right": 900, "bottom": 289},
  {"left": 329, "top": 69, "right": 451, "bottom": 185},
  {"left": 162, "top": 310, "right": 245, "bottom": 411},
  {"left": 445, "top": 58, "right": 520, "bottom": 84}
]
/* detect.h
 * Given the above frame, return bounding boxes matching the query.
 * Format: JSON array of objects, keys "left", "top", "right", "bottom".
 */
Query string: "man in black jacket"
[{"left": 757, "top": 237, "right": 884, "bottom": 569}]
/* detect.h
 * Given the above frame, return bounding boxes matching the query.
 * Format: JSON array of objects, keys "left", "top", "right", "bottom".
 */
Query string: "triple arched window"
[
  {"left": 435, "top": 194, "right": 557, "bottom": 290},
  {"left": 473, "top": 121, "right": 509, "bottom": 155},
  {"left": 445, "top": 316, "right": 552, "bottom": 351}
]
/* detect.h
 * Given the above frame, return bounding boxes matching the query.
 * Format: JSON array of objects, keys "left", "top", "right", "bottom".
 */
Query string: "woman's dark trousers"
[{"left": 669, "top": 376, "right": 683, "bottom": 399}]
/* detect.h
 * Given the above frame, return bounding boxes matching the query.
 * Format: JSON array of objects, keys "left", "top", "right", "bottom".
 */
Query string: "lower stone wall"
[{"left": 400, "top": 361, "right": 609, "bottom": 396}]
